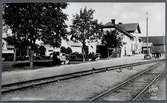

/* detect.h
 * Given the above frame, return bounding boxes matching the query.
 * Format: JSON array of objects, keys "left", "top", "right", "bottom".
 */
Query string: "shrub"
[{"left": 69, "top": 52, "right": 83, "bottom": 61}]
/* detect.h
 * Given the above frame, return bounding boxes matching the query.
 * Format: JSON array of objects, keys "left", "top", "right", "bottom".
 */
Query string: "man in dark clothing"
[
  {"left": 52, "top": 52, "right": 61, "bottom": 65},
  {"left": 155, "top": 52, "right": 160, "bottom": 59}
]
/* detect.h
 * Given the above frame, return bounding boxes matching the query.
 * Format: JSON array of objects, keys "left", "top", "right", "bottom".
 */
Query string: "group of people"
[
  {"left": 152, "top": 52, "right": 162, "bottom": 59},
  {"left": 51, "top": 52, "right": 69, "bottom": 65},
  {"left": 51, "top": 51, "right": 101, "bottom": 65}
]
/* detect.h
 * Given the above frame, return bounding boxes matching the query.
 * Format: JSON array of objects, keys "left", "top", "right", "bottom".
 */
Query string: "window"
[
  {"left": 49, "top": 50, "right": 53, "bottom": 52},
  {"left": 8, "top": 48, "right": 13, "bottom": 50}
]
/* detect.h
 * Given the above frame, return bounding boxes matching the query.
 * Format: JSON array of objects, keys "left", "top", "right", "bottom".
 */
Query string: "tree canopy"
[
  {"left": 60, "top": 46, "right": 72, "bottom": 54},
  {"left": 70, "top": 7, "right": 103, "bottom": 60},
  {"left": 102, "top": 30, "right": 122, "bottom": 49},
  {"left": 3, "top": 3, "right": 68, "bottom": 49},
  {"left": 3, "top": 3, "right": 68, "bottom": 68},
  {"left": 101, "top": 30, "right": 123, "bottom": 57}
]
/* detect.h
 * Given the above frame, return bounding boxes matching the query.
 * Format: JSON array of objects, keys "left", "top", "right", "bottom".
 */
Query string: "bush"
[
  {"left": 69, "top": 52, "right": 83, "bottom": 61},
  {"left": 66, "top": 47, "right": 72, "bottom": 54},
  {"left": 2, "top": 53, "right": 14, "bottom": 61},
  {"left": 60, "top": 46, "right": 72, "bottom": 54},
  {"left": 60, "top": 46, "right": 66, "bottom": 54}
]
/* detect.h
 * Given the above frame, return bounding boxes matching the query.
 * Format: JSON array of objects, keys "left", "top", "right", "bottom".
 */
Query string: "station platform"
[{"left": 2, "top": 54, "right": 165, "bottom": 85}]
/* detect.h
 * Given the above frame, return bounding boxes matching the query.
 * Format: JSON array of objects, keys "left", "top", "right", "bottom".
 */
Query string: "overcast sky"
[{"left": 63, "top": 3, "right": 165, "bottom": 37}]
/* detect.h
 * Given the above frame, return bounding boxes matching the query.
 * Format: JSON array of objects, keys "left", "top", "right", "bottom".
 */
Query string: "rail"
[{"left": 89, "top": 61, "right": 164, "bottom": 101}]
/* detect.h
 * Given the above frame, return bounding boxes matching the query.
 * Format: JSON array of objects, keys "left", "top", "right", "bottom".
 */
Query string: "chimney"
[
  {"left": 118, "top": 22, "right": 122, "bottom": 24},
  {"left": 111, "top": 19, "right": 115, "bottom": 24}
]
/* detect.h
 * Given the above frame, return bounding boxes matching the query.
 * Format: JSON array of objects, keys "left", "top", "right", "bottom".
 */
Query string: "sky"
[{"left": 63, "top": 3, "right": 165, "bottom": 37}]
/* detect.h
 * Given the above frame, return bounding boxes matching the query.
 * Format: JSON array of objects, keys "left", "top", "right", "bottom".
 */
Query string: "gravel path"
[{"left": 2, "top": 62, "right": 158, "bottom": 101}]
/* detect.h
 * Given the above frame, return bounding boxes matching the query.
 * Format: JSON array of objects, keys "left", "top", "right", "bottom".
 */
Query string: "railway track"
[
  {"left": 88, "top": 61, "right": 165, "bottom": 101},
  {"left": 131, "top": 72, "right": 164, "bottom": 101},
  {"left": 2, "top": 59, "right": 165, "bottom": 94}
]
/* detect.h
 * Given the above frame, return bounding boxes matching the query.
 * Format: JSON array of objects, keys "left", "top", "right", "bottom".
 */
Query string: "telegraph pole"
[
  {"left": 146, "top": 12, "right": 149, "bottom": 54},
  {"left": 144, "top": 12, "right": 151, "bottom": 59}
]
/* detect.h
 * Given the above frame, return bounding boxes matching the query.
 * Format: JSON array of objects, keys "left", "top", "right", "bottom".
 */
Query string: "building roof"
[
  {"left": 104, "top": 22, "right": 141, "bottom": 33},
  {"left": 104, "top": 22, "right": 115, "bottom": 27},
  {"left": 140, "top": 36, "right": 165, "bottom": 45},
  {"left": 102, "top": 22, "right": 134, "bottom": 39},
  {"left": 67, "top": 41, "right": 82, "bottom": 47},
  {"left": 142, "top": 42, "right": 153, "bottom": 47},
  {"left": 118, "top": 23, "right": 141, "bottom": 33}
]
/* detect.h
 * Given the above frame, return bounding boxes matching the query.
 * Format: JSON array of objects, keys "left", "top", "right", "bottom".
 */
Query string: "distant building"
[
  {"left": 39, "top": 39, "right": 100, "bottom": 56},
  {"left": 66, "top": 41, "right": 82, "bottom": 53},
  {"left": 2, "top": 38, "right": 14, "bottom": 60},
  {"left": 38, "top": 40, "right": 81, "bottom": 56},
  {"left": 2, "top": 26, "right": 14, "bottom": 56},
  {"left": 100, "top": 19, "right": 142, "bottom": 58},
  {"left": 2, "top": 38, "right": 14, "bottom": 54},
  {"left": 140, "top": 36, "right": 166, "bottom": 53},
  {"left": 141, "top": 42, "right": 153, "bottom": 54}
]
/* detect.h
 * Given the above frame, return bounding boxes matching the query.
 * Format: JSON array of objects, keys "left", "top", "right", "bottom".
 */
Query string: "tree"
[
  {"left": 60, "top": 46, "right": 66, "bottom": 54},
  {"left": 70, "top": 7, "right": 103, "bottom": 61},
  {"left": 102, "top": 30, "right": 122, "bottom": 57},
  {"left": 66, "top": 47, "right": 72, "bottom": 54},
  {"left": 60, "top": 46, "right": 72, "bottom": 54},
  {"left": 3, "top": 3, "right": 68, "bottom": 68}
]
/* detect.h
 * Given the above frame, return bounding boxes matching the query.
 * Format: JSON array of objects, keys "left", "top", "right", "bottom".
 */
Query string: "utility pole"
[
  {"left": 144, "top": 12, "right": 151, "bottom": 59},
  {"left": 146, "top": 12, "right": 149, "bottom": 54}
]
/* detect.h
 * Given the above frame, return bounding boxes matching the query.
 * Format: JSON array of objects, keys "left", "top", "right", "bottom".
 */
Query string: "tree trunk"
[
  {"left": 29, "top": 49, "right": 34, "bottom": 69},
  {"left": 82, "top": 41, "right": 86, "bottom": 62},
  {"left": 82, "top": 47, "right": 85, "bottom": 62},
  {"left": 107, "top": 49, "right": 110, "bottom": 58},
  {"left": 13, "top": 47, "right": 16, "bottom": 62}
]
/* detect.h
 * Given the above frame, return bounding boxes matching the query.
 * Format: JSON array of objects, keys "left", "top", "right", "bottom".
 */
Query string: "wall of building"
[
  {"left": 120, "top": 33, "right": 142, "bottom": 57},
  {"left": 151, "top": 45, "right": 166, "bottom": 53},
  {"left": 44, "top": 44, "right": 60, "bottom": 56},
  {"left": 2, "top": 39, "right": 14, "bottom": 54},
  {"left": 121, "top": 35, "right": 133, "bottom": 57},
  {"left": 70, "top": 46, "right": 82, "bottom": 53}
]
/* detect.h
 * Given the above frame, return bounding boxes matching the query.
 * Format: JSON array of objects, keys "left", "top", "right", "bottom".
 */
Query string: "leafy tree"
[
  {"left": 66, "top": 47, "right": 72, "bottom": 54},
  {"left": 3, "top": 3, "right": 68, "bottom": 68},
  {"left": 70, "top": 7, "right": 103, "bottom": 61},
  {"left": 60, "top": 46, "right": 66, "bottom": 54},
  {"left": 60, "top": 46, "right": 72, "bottom": 54},
  {"left": 102, "top": 30, "right": 122, "bottom": 57}
]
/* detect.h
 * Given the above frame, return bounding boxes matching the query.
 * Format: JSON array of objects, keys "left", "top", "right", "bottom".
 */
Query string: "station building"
[{"left": 97, "top": 19, "right": 142, "bottom": 58}]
